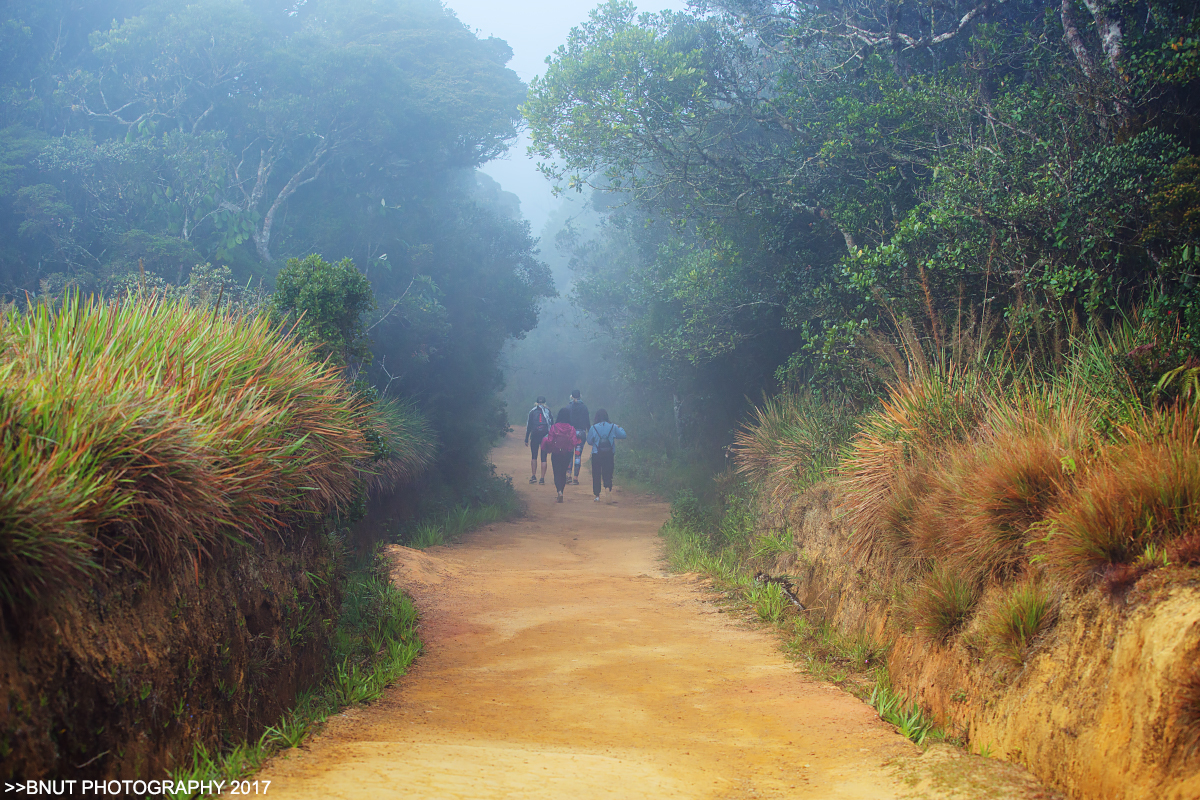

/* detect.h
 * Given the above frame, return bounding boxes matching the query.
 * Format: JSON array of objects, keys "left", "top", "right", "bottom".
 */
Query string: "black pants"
[
  {"left": 591, "top": 451, "right": 614, "bottom": 495},
  {"left": 550, "top": 452, "right": 572, "bottom": 492}
]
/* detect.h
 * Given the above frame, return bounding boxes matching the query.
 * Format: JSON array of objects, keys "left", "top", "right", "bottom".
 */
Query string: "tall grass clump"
[
  {"left": 733, "top": 389, "right": 859, "bottom": 499},
  {"left": 0, "top": 294, "right": 432, "bottom": 609},
  {"left": 909, "top": 387, "right": 1094, "bottom": 584},
  {"left": 980, "top": 576, "right": 1056, "bottom": 665},
  {"left": 910, "top": 563, "right": 980, "bottom": 643},
  {"left": 1043, "top": 409, "right": 1200, "bottom": 584},
  {"left": 837, "top": 360, "right": 992, "bottom": 561}
]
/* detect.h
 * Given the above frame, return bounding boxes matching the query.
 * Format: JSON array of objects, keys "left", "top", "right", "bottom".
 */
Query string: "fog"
[{"left": 446, "top": 0, "right": 690, "bottom": 234}]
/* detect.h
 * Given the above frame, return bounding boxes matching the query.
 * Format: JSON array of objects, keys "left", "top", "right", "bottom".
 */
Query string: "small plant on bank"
[
  {"left": 911, "top": 563, "right": 980, "bottom": 644},
  {"left": 408, "top": 522, "right": 446, "bottom": 549},
  {"left": 748, "top": 580, "right": 787, "bottom": 624},
  {"left": 981, "top": 576, "right": 1056, "bottom": 665},
  {"left": 868, "top": 679, "right": 942, "bottom": 746},
  {"left": 751, "top": 526, "right": 795, "bottom": 562}
]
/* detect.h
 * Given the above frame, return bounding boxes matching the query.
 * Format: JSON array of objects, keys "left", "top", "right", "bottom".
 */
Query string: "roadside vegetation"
[
  {"left": 0, "top": 292, "right": 432, "bottom": 611},
  {"left": 654, "top": 314, "right": 1200, "bottom": 752},
  {"left": 166, "top": 547, "right": 422, "bottom": 795}
]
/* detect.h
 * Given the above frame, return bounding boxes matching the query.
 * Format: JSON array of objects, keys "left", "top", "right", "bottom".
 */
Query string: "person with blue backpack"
[{"left": 586, "top": 408, "right": 626, "bottom": 503}]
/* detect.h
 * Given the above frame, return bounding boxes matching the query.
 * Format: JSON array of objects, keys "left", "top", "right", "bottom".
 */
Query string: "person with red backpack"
[
  {"left": 541, "top": 407, "right": 581, "bottom": 502},
  {"left": 524, "top": 396, "right": 553, "bottom": 485}
]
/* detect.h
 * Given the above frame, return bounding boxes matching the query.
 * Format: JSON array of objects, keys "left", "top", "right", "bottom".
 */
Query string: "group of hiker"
[{"left": 524, "top": 390, "right": 627, "bottom": 504}]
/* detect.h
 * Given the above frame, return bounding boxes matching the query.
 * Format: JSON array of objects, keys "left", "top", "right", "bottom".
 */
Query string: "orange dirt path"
[{"left": 256, "top": 433, "right": 1055, "bottom": 799}]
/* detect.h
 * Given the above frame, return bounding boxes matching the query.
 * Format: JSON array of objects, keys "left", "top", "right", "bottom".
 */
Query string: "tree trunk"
[{"left": 672, "top": 393, "right": 684, "bottom": 448}]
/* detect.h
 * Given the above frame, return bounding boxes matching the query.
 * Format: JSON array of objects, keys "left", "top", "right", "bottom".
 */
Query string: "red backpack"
[{"left": 543, "top": 422, "right": 577, "bottom": 454}]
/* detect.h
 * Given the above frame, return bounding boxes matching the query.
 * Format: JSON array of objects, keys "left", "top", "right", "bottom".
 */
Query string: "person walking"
[
  {"left": 542, "top": 408, "right": 581, "bottom": 503},
  {"left": 567, "top": 389, "right": 590, "bottom": 485},
  {"left": 524, "top": 396, "right": 553, "bottom": 485},
  {"left": 586, "top": 409, "right": 626, "bottom": 503}
]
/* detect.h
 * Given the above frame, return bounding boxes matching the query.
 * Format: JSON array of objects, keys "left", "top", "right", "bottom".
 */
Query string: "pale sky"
[{"left": 445, "top": 0, "right": 692, "bottom": 234}]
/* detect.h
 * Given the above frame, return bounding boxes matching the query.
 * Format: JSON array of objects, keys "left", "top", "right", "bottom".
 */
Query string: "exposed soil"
[
  {"left": 257, "top": 434, "right": 1056, "bottom": 799},
  {"left": 0, "top": 518, "right": 339, "bottom": 781}
]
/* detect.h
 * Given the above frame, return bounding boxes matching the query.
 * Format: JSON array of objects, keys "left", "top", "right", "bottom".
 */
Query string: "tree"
[
  {"left": 271, "top": 253, "right": 375, "bottom": 366},
  {"left": 526, "top": 0, "right": 1200, "bottom": 421}
]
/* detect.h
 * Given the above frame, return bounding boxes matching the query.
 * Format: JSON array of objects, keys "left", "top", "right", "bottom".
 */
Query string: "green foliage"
[
  {"left": 750, "top": 527, "right": 795, "bottom": 563},
  {"left": 271, "top": 254, "right": 375, "bottom": 366},
  {"left": 748, "top": 580, "right": 787, "bottom": 624},
  {"left": 0, "top": 0, "right": 552, "bottom": 515},
  {"left": 980, "top": 578, "right": 1056, "bottom": 666},
  {"left": 869, "top": 680, "right": 943, "bottom": 746},
  {"left": 527, "top": 0, "right": 1200, "bottom": 440},
  {"left": 0, "top": 294, "right": 429, "bottom": 609}
]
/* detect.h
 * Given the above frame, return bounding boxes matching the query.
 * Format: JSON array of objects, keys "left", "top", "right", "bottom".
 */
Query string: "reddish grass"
[
  {"left": 838, "top": 366, "right": 987, "bottom": 561},
  {"left": 1044, "top": 410, "right": 1200, "bottom": 585},
  {"left": 1167, "top": 533, "right": 1200, "bottom": 566}
]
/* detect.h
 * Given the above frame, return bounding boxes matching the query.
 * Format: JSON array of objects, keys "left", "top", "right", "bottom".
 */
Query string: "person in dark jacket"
[
  {"left": 586, "top": 408, "right": 627, "bottom": 503},
  {"left": 524, "top": 396, "right": 553, "bottom": 485},
  {"left": 567, "top": 389, "right": 590, "bottom": 484}
]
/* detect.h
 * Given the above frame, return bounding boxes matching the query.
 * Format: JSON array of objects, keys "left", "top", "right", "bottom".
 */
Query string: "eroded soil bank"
[
  {"left": 257, "top": 434, "right": 1055, "bottom": 799},
  {"left": 771, "top": 490, "right": 1200, "bottom": 800},
  {"left": 0, "top": 520, "right": 340, "bottom": 780}
]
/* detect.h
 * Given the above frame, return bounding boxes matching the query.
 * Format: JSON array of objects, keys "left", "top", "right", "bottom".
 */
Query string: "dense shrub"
[{"left": 0, "top": 295, "right": 432, "bottom": 608}]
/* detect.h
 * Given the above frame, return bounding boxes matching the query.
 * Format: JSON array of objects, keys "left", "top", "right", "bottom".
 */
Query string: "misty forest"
[{"left": 1, "top": 0, "right": 1199, "bottom": 797}]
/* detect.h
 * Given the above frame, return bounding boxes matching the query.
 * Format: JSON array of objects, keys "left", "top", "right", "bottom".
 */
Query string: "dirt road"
[{"left": 258, "top": 433, "right": 1056, "bottom": 799}]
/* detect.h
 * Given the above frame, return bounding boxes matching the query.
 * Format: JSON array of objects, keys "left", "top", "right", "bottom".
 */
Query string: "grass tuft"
[
  {"left": 911, "top": 563, "right": 980, "bottom": 644},
  {"left": 751, "top": 526, "right": 794, "bottom": 563},
  {"left": 1043, "top": 410, "right": 1200, "bottom": 584},
  {"left": 980, "top": 576, "right": 1056, "bottom": 665},
  {"left": 747, "top": 580, "right": 787, "bottom": 624},
  {"left": 733, "top": 389, "right": 858, "bottom": 499}
]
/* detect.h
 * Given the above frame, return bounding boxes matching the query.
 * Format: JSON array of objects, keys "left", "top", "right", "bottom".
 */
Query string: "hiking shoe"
[
  {"left": 529, "top": 475, "right": 537, "bottom": 483},
  {"left": 538, "top": 478, "right": 544, "bottom": 485}
]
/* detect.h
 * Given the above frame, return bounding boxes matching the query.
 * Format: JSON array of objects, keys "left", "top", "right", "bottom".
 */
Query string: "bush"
[
  {"left": 271, "top": 254, "right": 375, "bottom": 366},
  {"left": 1044, "top": 410, "right": 1200, "bottom": 584},
  {"left": 0, "top": 295, "right": 430, "bottom": 609},
  {"left": 981, "top": 576, "right": 1056, "bottom": 665},
  {"left": 733, "top": 389, "right": 859, "bottom": 498},
  {"left": 838, "top": 362, "right": 990, "bottom": 561},
  {"left": 911, "top": 564, "right": 980, "bottom": 644}
]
